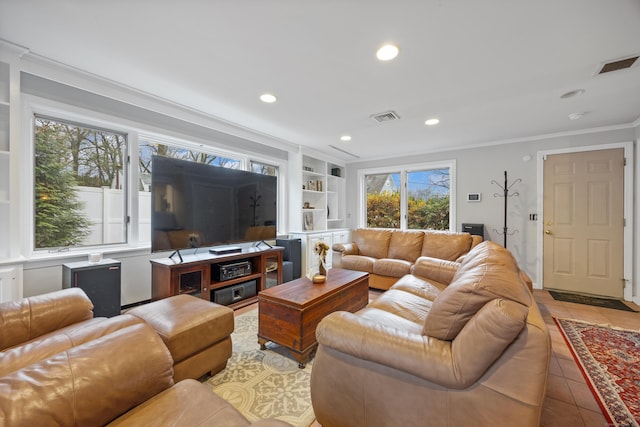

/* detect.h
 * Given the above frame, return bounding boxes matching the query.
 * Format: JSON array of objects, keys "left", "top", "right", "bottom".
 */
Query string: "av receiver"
[{"left": 214, "top": 261, "right": 252, "bottom": 281}]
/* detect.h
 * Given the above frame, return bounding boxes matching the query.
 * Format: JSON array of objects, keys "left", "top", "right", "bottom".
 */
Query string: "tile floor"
[
  {"left": 241, "top": 289, "right": 639, "bottom": 427},
  {"left": 534, "top": 289, "right": 639, "bottom": 427}
]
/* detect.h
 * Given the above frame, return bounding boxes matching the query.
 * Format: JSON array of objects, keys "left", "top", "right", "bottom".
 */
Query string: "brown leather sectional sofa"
[
  {"left": 332, "top": 228, "right": 482, "bottom": 290},
  {"left": 311, "top": 241, "right": 551, "bottom": 427},
  {"left": 0, "top": 288, "right": 292, "bottom": 427}
]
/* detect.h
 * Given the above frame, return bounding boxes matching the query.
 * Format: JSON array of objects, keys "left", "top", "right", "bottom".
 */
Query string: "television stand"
[
  {"left": 209, "top": 246, "right": 242, "bottom": 255},
  {"left": 151, "top": 246, "right": 284, "bottom": 309}
]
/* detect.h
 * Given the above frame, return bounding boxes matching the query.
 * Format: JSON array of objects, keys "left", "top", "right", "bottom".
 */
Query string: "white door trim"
[{"left": 536, "top": 142, "right": 634, "bottom": 301}]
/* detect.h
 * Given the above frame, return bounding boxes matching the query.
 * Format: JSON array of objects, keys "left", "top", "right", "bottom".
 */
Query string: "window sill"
[{"left": 6, "top": 244, "right": 153, "bottom": 269}]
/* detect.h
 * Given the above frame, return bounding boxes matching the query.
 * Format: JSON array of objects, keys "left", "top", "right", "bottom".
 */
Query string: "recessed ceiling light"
[
  {"left": 425, "top": 118, "right": 440, "bottom": 126},
  {"left": 340, "top": 135, "right": 352, "bottom": 142},
  {"left": 376, "top": 44, "right": 399, "bottom": 61},
  {"left": 560, "top": 89, "right": 585, "bottom": 99},
  {"left": 260, "top": 93, "right": 277, "bottom": 103}
]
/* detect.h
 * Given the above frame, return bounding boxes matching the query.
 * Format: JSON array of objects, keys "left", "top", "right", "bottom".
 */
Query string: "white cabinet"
[{"left": 290, "top": 229, "right": 350, "bottom": 277}]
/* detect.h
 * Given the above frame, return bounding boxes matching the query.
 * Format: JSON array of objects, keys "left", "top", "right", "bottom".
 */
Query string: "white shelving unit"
[
  {"left": 300, "top": 155, "right": 346, "bottom": 232},
  {"left": 291, "top": 154, "right": 349, "bottom": 276}
]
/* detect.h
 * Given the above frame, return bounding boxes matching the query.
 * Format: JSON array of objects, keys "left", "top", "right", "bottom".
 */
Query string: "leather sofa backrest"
[
  {"left": 411, "top": 256, "right": 460, "bottom": 285},
  {"left": 424, "top": 241, "right": 532, "bottom": 340},
  {"left": 351, "top": 228, "right": 392, "bottom": 259},
  {"left": 0, "top": 314, "right": 144, "bottom": 377},
  {"left": 421, "top": 230, "right": 472, "bottom": 260},
  {"left": 0, "top": 322, "right": 174, "bottom": 426},
  {"left": 388, "top": 230, "right": 424, "bottom": 262},
  {"left": 0, "top": 288, "right": 94, "bottom": 351}
]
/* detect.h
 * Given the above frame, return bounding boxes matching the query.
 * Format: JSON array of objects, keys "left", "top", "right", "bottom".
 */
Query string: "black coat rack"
[{"left": 491, "top": 171, "right": 521, "bottom": 248}]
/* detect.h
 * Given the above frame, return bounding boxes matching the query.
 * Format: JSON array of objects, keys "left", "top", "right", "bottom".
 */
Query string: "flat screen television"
[{"left": 151, "top": 155, "right": 277, "bottom": 254}]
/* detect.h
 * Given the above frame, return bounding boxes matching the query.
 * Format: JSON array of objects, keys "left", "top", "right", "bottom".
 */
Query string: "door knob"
[{"left": 544, "top": 229, "right": 552, "bottom": 235}]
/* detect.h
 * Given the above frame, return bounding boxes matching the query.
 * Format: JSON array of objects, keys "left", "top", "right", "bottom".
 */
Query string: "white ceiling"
[{"left": 1, "top": 0, "right": 639, "bottom": 162}]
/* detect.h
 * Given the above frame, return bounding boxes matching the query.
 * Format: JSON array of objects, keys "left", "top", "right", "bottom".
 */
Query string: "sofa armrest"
[
  {"left": 332, "top": 243, "right": 360, "bottom": 268},
  {"left": 0, "top": 288, "right": 94, "bottom": 351},
  {"left": 411, "top": 256, "right": 459, "bottom": 285},
  {"left": 316, "top": 300, "right": 527, "bottom": 389},
  {"left": 332, "top": 242, "right": 359, "bottom": 255},
  {"left": 0, "top": 323, "right": 173, "bottom": 426}
]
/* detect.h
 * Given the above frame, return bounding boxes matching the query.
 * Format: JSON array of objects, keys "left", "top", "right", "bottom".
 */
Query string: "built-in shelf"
[{"left": 300, "top": 155, "right": 346, "bottom": 232}]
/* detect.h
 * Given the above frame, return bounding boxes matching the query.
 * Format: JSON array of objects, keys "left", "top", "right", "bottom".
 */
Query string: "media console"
[{"left": 150, "top": 246, "right": 284, "bottom": 309}]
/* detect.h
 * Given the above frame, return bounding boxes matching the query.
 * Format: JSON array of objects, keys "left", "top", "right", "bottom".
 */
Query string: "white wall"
[
  {"left": 22, "top": 249, "right": 175, "bottom": 305},
  {"left": 345, "top": 126, "right": 637, "bottom": 300}
]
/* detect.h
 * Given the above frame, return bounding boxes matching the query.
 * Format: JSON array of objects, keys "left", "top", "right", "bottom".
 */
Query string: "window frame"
[
  {"left": 357, "top": 159, "right": 457, "bottom": 231},
  {"left": 21, "top": 94, "right": 288, "bottom": 260},
  {"left": 33, "top": 113, "right": 130, "bottom": 250},
  {"left": 23, "top": 96, "right": 133, "bottom": 258}
]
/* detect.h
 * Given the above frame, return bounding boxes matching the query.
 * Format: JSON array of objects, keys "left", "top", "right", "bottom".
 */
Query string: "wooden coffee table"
[{"left": 257, "top": 268, "right": 369, "bottom": 368}]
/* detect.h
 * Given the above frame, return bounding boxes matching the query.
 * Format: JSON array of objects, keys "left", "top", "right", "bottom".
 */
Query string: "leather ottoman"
[{"left": 129, "top": 295, "right": 234, "bottom": 382}]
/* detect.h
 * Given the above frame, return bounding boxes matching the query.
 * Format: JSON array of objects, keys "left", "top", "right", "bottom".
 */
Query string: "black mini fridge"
[{"left": 62, "top": 259, "right": 121, "bottom": 317}]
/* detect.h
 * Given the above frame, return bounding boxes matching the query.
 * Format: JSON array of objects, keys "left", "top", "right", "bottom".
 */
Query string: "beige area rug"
[{"left": 204, "top": 309, "right": 315, "bottom": 427}]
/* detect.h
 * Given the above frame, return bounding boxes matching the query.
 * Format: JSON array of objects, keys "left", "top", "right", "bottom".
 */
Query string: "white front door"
[{"left": 542, "top": 148, "right": 625, "bottom": 298}]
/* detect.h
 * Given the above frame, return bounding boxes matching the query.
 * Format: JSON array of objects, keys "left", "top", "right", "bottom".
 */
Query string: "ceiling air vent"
[
  {"left": 597, "top": 56, "right": 639, "bottom": 74},
  {"left": 371, "top": 110, "right": 400, "bottom": 123}
]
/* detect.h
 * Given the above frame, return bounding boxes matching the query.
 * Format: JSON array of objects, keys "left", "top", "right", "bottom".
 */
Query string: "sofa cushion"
[
  {"left": 106, "top": 379, "right": 254, "bottom": 427},
  {"left": 388, "top": 230, "right": 424, "bottom": 262},
  {"left": 367, "top": 288, "right": 432, "bottom": 325},
  {"left": 421, "top": 230, "right": 472, "bottom": 261},
  {"left": 392, "top": 274, "right": 447, "bottom": 302},
  {"left": 423, "top": 241, "right": 531, "bottom": 340},
  {"left": 352, "top": 228, "right": 392, "bottom": 259},
  {"left": 451, "top": 299, "right": 529, "bottom": 387},
  {"left": 372, "top": 258, "right": 412, "bottom": 278}
]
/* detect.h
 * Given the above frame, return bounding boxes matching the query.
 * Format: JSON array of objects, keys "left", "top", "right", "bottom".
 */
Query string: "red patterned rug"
[{"left": 555, "top": 318, "right": 639, "bottom": 427}]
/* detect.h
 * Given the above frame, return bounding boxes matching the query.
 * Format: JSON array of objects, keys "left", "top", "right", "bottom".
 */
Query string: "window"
[
  {"left": 362, "top": 162, "right": 454, "bottom": 231},
  {"left": 406, "top": 169, "right": 450, "bottom": 230},
  {"left": 34, "top": 116, "right": 127, "bottom": 249},
  {"left": 365, "top": 172, "right": 401, "bottom": 228},
  {"left": 250, "top": 160, "right": 279, "bottom": 177}
]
